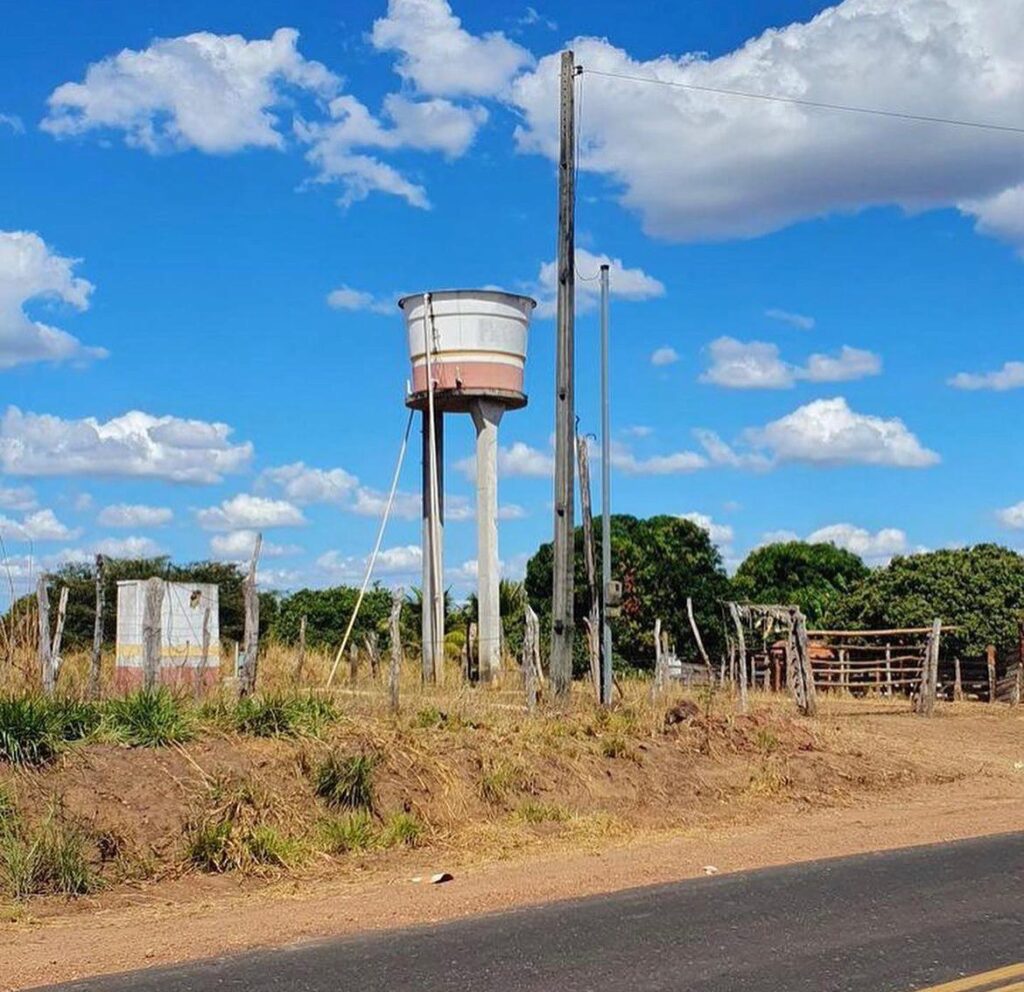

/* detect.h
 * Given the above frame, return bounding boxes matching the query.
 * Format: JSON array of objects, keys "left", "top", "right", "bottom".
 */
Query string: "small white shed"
[{"left": 116, "top": 580, "right": 220, "bottom": 687}]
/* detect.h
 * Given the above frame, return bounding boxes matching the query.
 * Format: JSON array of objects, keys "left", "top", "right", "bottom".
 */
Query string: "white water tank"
[{"left": 399, "top": 290, "right": 536, "bottom": 413}]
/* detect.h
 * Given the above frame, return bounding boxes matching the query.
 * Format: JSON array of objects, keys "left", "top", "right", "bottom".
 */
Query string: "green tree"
[
  {"left": 824, "top": 544, "right": 1024, "bottom": 658},
  {"left": 272, "top": 585, "right": 395, "bottom": 650},
  {"left": 524, "top": 514, "right": 730, "bottom": 673},
  {"left": 731, "top": 541, "right": 869, "bottom": 624}
]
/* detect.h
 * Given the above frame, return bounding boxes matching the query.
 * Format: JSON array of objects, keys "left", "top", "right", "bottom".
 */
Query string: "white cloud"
[
  {"left": 701, "top": 337, "right": 880, "bottom": 388},
  {"left": 0, "top": 231, "right": 106, "bottom": 370},
  {"left": 807, "top": 522, "right": 910, "bottom": 564},
  {"left": 0, "top": 407, "right": 252, "bottom": 483},
  {"left": 759, "top": 529, "right": 800, "bottom": 546},
  {"left": 692, "top": 429, "right": 772, "bottom": 471},
  {"left": 371, "top": 0, "right": 533, "bottom": 99},
  {"left": 517, "top": 7, "right": 557, "bottom": 31},
  {"left": 650, "top": 346, "right": 680, "bottom": 367},
  {"left": 326, "top": 286, "right": 395, "bottom": 315},
  {"left": 297, "top": 92, "right": 488, "bottom": 209},
  {"left": 0, "top": 509, "right": 79, "bottom": 543},
  {"left": 210, "top": 529, "right": 300, "bottom": 560},
  {"left": 0, "top": 114, "right": 24, "bottom": 134},
  {"left": 534, "top": 249, "right": 665, "bottom": 318},
  {"left": 679, "top": 511, "right": 733, "bottom": 546},
  {"left": 744, "top": 397, "right": 939, "bottom": 468},
  {"left": 701, "top": 337, "right": 792, "bottom": 389},
  {"left": 92, "top": 535, "right": 164, "bottom": 558},
  {"left": 766, "top": 308, "right": 815, "bottom": 331},
  {"left": 97, "top": 504, "right": 173, "bottom": 528},
  {"left": 609, "top": 440, "right": 706, "bottom": 475},
  {"left": 996, "top": 501, "right": 1024, "bottom": 529},
  {"left": 0, "top": 486, "right": 36, "bottom": 511},
  {"left": 197, "top": 494, "right": 306, "bottom": 531},
  {"left": 949, "top": 361, "right": 1024, "bottom": 391},
  {"left": 317, "top": 543, "right": 422, "bottom": 583},
  {"left": 43, "top": 28, "right": 336, "bottom": 154},
  {"left": 621, "top": 425, "right": 653, "bottom": 438},
  {"left": 459, "top": 441, "right": 554, "bottom": 479},
  {"left": 498, "top": 503, "right": 527, "bottom": 520},
  {"left": 510, "top": 3, "right": 1024, "bottom": 250},
  {"left": 260, "top": 461, "right": 421, "bottom": 521}
]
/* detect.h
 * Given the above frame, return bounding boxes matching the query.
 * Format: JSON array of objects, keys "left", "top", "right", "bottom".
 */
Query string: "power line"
[{"left": 582, "top": 67, "right": 1024, "bottom": 136}]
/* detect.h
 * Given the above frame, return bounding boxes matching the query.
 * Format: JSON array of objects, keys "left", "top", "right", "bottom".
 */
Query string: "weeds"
[
  {"left": 514, "top": 801, "right": 570, "bottom": 824},
  {"left": 479, "top": 758, "right": 535, "bottom": 805},
  {"left": 380, "top": 812, "right": 422, "bottom": 848},
  {"left": 312, "top": 752, "right": 375, "bottom": 811},
  {"left": 601, "top": 735, "right": 630, "bottom": 759},
  {"left": 0, "top": 811, "right": 99, "bottom": 900},
  {"left": 319, "top": 811, "right": 376, "bottom": 854},
  {"left": 104, "top": 689, "right": 194, "bottom": 747},
  {"left": 0, "top": 696, "right": 62, "bottom": 766},
  {"left": 234, "top": 694, "right": 337, "bottom": 738}
]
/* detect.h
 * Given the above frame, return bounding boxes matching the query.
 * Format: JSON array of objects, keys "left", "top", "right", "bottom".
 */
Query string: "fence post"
[
  {"left": 791, "top": 609, "right": 818, "bottom": 718},
  {"left": 523, "top": 604, "right": 539, "bottom": 713},
  {"left": 50, "top": 586, "right": 69, "bottom": 684},
  {"left": 88, "top": 554, "right": 105, "bottom": 700},
  {"left": 953, "top": 658, "right": 963, "bottom": 702},
  {"left": 987, "top": 644, "right": 997, "bottom": 704},
  {"left": 194, "top": 604, "right": 212, "bottom": 698},
  {"left": 36, "top": 576, "right": 54, "bottom": 695},
  {"left": 295, "top": 615, "right": 307, "bottom": 684},
  {"left": 917, "top": 619, "right": 941, "bottom": 716},
  {"left": 238, "top": 534, "right": 262, "bottom": 697},
  {"left": 727, "top": 604, "right": 749, "bottom": 714},
  {"left": 388, "top": 589, "right": 403, "bottom": 715},
  {"left": 141, "top": 577, "right": 164, "bottom": 692}
]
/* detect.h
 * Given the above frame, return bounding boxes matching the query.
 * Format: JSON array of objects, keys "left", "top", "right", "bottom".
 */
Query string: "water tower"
[{"left": 400, "top": 290, "right": 536, "bottom": 683}]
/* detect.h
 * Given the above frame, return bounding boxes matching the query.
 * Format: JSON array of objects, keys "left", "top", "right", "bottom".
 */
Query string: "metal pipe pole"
[{"left": 600, "top": 263, "right": 612, "bottom": 705}]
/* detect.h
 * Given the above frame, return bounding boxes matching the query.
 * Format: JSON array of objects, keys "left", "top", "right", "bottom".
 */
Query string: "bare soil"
[{"left": 2, "top": 698, "right": 1022, "bottom": 990}]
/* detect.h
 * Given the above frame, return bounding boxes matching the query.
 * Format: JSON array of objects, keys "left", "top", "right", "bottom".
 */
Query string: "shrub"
[
  {"left": 105, "top": 689, "right": 194, "bottom": 747},
  {"left": 380, "top": 812, "right": 422, "bottom": 848},
  {"left": 313, "top": 753, "right": 375, "bottom": 811},
  {"left": 244, "top": 826, "right": 298, "bottom": 868},
  {"left": 0, "top": 696, "right": 62, "bottom": 766},
  {"left": 50, "top": 698, "right": 103, "bottom": 742},
  {"left": 319, "top": 811, "right": 376, "bottom": 854},
  {"left": 234, "top": 693, "right": 336, "bottom": 738}
]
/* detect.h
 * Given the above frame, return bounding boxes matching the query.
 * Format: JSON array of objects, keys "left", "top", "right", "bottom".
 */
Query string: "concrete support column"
[
  {"left": 471, "top": 399, "right": 504, "bottom": 682},
  {"left": 421, "top": 409, "right": 444, "bottom": 682}
]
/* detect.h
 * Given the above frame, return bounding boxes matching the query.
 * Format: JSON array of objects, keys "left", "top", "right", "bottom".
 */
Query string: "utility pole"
[
  {"left": 550, "top": 48, "right": 577, "bottom": 696},
  {"left": 600, "top": 263, "right": 613, "bottom": 705}
]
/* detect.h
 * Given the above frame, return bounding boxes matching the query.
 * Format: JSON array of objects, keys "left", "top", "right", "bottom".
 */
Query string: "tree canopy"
[
  {"left": 525, "top": 514, "right": 731, "bottom": 672},
  {"left": 731, "top": 541, "right": 869, "bottom": 625},
  {"left": 823, "top": 544, "right": 1024, "bottom": 657}
]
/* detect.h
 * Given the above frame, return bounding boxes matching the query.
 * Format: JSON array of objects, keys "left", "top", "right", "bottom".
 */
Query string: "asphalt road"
[{"left": 37, "top": 832, "right": 1024, "bottom": 992}]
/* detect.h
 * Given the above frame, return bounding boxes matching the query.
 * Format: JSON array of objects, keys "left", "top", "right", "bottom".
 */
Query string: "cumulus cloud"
[
  {"left": 996, "top": 501, "right": 1024, "bottom": 529},
  {"left": 0, "top": 114, "right": 24, "bottom": 134},
  {"left": 0, "top": 231, "right": 106, "bottom": 370},
  {"left": 807, "top": 522, "right": 910, "bottom": 564},
  {"left": 533, "top": 249, "right": 665, "bottom": 318},
  {"left": 679, "top": 511, "right": 734, "bottom": 546},
  {"left": 0, "top": 486, "right": 36, "bottom": 511},
  {"left": 511, "top": 2, "right": 1024, "bottom": 251},
  {"left": 196, "top": 494, "right": 306, "bottom": 531},
  {"left": 609, "top": 440, "right": 706, "bottom": 476},
  {"left": 317, "top": 544, "right": 422, "bottom": 583},
  {"left": 97, "top": 504, "right": 173, "bottom": 528},
  {"left": 210, "top": 529, "right": 300, "bottom": 560},
  {"left": 371, "top": 0, "right": 533, "bottom": 99},
  {"left": 0, "top": 407, "right": 252, "bottom": 483},
  {"left": 326, "top": 286, "right": 395, "bottom": 315},
  {"left": 949, "top": 361, "right": 1024, "bottom": 391},
  {"left": 260, "top": 461, "right": 421, "bottom": 521},
  {"left": 457, "top": 441, "right": 554, "bottom": 479},
  {"left": 744, "top": 397, "right": 939, "bottom": 468},
  {"left": 701, "top": 337, "right": 881, "bottom": 389},
  {"left": 42, "top": 28, "right": 336, "bottom": 153},
  {"left": 650, "top": 347, "right": 680, "bottom": 367},
  {"left": 0, "top": 509, "right": 79, "bottom": 543},
  {"left": 92, "top": 535, "right": 164, "bottom": 558},
  {"left": 766, "top": 308, "right": 815, "bottom": 331}
]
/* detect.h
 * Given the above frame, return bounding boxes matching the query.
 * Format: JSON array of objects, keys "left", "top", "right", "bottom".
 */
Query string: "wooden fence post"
[
  {"left": 686, "top": 596, "right": 712, "bottom": 683},
  {"left": 576, "top": 435, "right": 601, "bottom": 700},
  {"left": 987, "top": 644, "right": 997, "bottom": 704},
  {"left": 88, "top": 554, "right": 105, "bottom": 700},
  {"left": 238, "top": 534, "right": 262, "bottom": 697},
  {"left": 50, "top": 586, "right": 69, "bottom": 684},
  {"left": 295, "top": 615, "right": 307, "bottom": 684},
  {"left": 349, "top": 642, "right": 358, "bottom": 685},
  {"left": 789, "top": 609, "right": 818, "bottom": 718},
  {"left": 194, "top": 604, "right": 212, "bottom": 698},
  {"left": 388, "top": 589, "right": 403, "bottom": 715},
  {"left": 141, "top": 577, "right": 164, "bottom": 692},
  {"left": 916, "top": 619, "right": 941, "bottom": 716},
  {"left": 953, "top": 658, "right": 963, "bottom": 702},
  {"left": 523, "top": 604, "right": 539, "bottom": 713},
  {"left": 365, "top": 631, "right": 380, "bottom": 680},
  {"left": 651, "top": 618, "right": 664, "bottom": 699},
  {"left": 727, "top": 604, "right": 748, "bottom": 714},
  {"left": 36, "top": 576, "right": 54, "bottom": 695}
]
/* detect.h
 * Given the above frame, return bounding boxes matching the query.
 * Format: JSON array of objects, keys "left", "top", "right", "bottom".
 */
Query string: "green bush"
[
  {"left": 313, "top": 753, "right": 375, "bottom": 811},
  {"left": 319, "top": 811, "right": 376, "bottom": 854},
  {"left": 104, "top": 689, "right": 194, "bottom": 747},
  {"left": 380, "top": 812, "right": 422, "bottom": 848}
]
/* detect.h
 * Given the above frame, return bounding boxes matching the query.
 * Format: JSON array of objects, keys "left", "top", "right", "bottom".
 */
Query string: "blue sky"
[{"left": 3, "top": 0, "right": 1024, "bottom": 600}]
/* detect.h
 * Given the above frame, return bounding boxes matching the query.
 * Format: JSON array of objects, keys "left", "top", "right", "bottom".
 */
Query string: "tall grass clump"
[
  {"left": 312, "top": 752, "right": 375, "bottom": 811},
  {"left": 234, "top": 693, "right": 338, "bottom": 738},
  {"left": 0, "top": 696, "right": 62, "bottom": 766},
  {"left": 0, "top": 811, "right": 99, "bottom": 900},
  {"left": 319, "top": 810, "right": 375, "bottom": 854},
  {"left": 104, "top": 688, "right": 194, "bottom": 747}
]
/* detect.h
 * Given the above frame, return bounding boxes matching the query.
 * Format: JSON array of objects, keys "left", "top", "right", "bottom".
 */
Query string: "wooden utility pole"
[
  {"left": 239, "top": 533, "right": 262, "bottom": 697},
  {"left": 550, "top": 48, "right": 577, "bottom": 697},
  {"left": 88, "top": 555, "right": 105, "bottom": 699},
  {"left": 36, "top": 576, "right": 54, "bottom": 695}
]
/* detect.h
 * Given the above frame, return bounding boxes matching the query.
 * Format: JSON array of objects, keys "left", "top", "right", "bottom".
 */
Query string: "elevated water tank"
[{"left": 400, "top": 290, "right": 536, "bottom": 413}]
